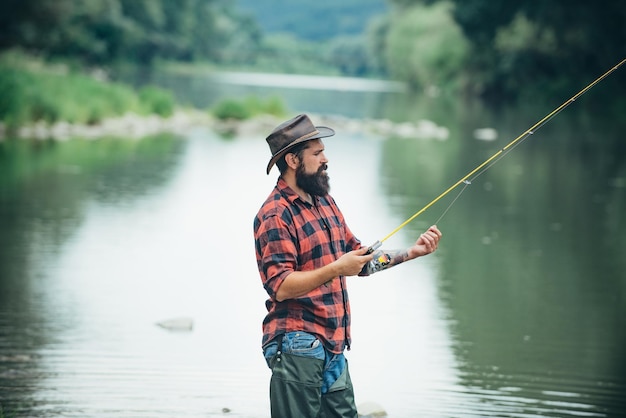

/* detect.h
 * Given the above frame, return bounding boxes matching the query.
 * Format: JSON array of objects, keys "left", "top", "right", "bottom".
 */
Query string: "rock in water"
[
  {"left": 156, "top": 317, "right": 194, "bottom": 331},
  {"left": 473, "top": 127, "right": 498, "bottom": 141},
  {"left": 358, "top": 401, "right": 387, "bottom": 417}
]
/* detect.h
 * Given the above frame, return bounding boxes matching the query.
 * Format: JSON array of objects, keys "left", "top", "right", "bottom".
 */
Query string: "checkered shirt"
[{"left": 254, "top": 177, "right": 362, "bottom": 354}]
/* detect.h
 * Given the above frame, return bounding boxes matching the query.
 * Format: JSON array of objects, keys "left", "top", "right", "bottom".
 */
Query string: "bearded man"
[{"left": 253, "top": 114, "right": 442, "bottom": 418}]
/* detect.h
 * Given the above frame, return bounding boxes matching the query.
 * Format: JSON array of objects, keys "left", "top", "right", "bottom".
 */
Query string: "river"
[{"left": 1, "top": 71, "right": 625, "bottom": 417}]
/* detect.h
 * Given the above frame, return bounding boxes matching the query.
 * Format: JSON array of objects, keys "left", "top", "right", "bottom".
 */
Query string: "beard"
[{"left": 296, "top": 163, "right": 330, "bottom": 196}]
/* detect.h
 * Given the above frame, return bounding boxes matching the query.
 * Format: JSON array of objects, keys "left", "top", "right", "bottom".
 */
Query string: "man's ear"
[{"left": 286, "top": 153, "right": 299, "bottom": 170}]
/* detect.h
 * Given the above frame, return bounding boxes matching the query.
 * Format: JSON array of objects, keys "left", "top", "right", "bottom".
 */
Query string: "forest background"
[{"left": 1, "top": 0, "right": 625, "bottom": 129}]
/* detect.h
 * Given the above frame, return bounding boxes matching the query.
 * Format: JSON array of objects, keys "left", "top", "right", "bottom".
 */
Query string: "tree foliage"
[
  {"left": 235, "top": 0, "right": 388, "bottom": 42},
  {"left": 3, "top": 0, "right": 624, "bottom": 104},
  {"left": 0, "top": 0, "right": 261, "bottom": 66},
  {"left": 384, "top": 2, "right": 467, "bottom": 91},
  {"left": 387, "top": 0, "right": 626, "bottom": 102},
  {"left": 451, "top": 0, "right": 626, "bottom": 101}
]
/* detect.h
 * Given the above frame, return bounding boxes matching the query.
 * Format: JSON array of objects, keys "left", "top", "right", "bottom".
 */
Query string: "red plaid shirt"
[{"left": 254, "top": 177, "right": 362, "bottom": 354}]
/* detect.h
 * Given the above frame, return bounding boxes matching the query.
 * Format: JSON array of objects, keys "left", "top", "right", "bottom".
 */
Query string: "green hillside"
[{"left": 234, "top": 0, "right": 388, "bottom": 41}]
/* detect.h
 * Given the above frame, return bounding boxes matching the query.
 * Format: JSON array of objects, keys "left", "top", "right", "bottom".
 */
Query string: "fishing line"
[
  {"left": 434, "top": 126, "right": 534, "bottom": 225},
  {"left": 433, "top": 180, "right": 471, "bottom": 225},
  {"left": 367, "top": 57, "right": 626, "bottom": 252}
]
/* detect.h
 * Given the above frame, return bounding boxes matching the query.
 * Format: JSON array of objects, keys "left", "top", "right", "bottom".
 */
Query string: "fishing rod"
[{"left": 367, "top": 57, "right": 626, "bottom": 254}]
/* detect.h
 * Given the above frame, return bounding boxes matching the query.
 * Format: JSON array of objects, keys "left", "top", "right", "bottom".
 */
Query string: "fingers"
[
  {"left": 425, "top": 225, "right": 442, "bottom": 243},
  {"left": 416, "top": 225, "right": 442, "bottom": 253},
  {"left": 352, "top": 247, "right": 373, "bottom": 262},
  {"left": 338, "top": 247, "right": 374, "bottom": 276},
  {"left": 428, "top": 225, "right": 442, "bottom": 238},
  {"left": 419, "top": 232, "right": 436, "bottom": 247},
  {"left": 359, "top": 247, "right": 374, "bottom": 261}
]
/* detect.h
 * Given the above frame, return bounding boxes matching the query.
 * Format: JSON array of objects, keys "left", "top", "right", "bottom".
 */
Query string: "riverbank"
[
  {"left": 0, "top": 52, "right": 449, "bottom": 142},
  {"left": 0, "top": 109, "right": 450, "bottom": 142},
  {"left": 0, "top": 108, "right": 211, "bottom": 141}
]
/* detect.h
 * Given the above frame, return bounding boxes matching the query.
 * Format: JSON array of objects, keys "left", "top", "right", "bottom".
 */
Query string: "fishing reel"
[{"left": 366, "top": 240, "right": 391, "bottom": 270}]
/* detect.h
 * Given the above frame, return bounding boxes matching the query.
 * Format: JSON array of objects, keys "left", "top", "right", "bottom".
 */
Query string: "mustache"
[{"left": 318, "top": 164, "right": 328, "bottom": 173}]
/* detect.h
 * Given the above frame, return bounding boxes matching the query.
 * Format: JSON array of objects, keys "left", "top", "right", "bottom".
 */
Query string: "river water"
[{"left": 1, "top": 72, "right": 625, "bottom": 417}]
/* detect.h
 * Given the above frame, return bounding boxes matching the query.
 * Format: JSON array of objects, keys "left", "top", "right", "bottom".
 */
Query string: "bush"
[
  {"left": 212, "top": 95, "right": 287, "bottom": 121},
  {"left": 212, "top": 98, "right": 252, "bottom": 120},
  {"left": 0, "top": 69, "right": 29, "bottom": 127},
  {"left": 0, "top": 51, "right": 178, "bottom": 128},
  {"left": 139, "top": 86, "right": 175, "bottom": 117},
  {"left": 0, "top": 66, "right": 141, "bottom": 126}
]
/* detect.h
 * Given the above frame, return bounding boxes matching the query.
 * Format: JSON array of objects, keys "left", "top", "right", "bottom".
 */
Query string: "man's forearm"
[
  {"left": 275, "top": 263, "right": 340, "bottom": 302},
  {"left": 361, "top": 249, "right": 411, "bottom": 275}
]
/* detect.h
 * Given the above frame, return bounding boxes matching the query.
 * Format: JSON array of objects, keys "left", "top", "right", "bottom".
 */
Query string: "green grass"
[
  {"left": 0, "top": 51, "right": 176, "bottom": 130},
  {"left": 0, "top": 50, "right": 291, "bottom": 135}
]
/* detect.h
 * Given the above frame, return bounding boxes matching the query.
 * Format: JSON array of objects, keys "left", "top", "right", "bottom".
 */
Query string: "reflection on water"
[
  {"left": 0, "top": 132, "right": 273, "bottom": 417},
  {"left": 379, "top": 106, "right": 626, "bottom": 416},
  {"left": 1, "top": 80, "right": 626, "bottom": 417}
]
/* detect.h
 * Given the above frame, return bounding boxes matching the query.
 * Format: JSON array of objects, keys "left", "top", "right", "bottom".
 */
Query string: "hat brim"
[{"left": 266, "top": 126, "right": 335, "bottom": 174}]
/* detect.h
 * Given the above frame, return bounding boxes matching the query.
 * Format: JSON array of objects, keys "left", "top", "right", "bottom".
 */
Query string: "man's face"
[{"left": 295, "top": 139, "right": 330, "bottom": 196}]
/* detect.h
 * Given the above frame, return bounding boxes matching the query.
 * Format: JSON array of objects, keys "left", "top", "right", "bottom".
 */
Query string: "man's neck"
[{"left": 282, "top": 173, "right": 312, "bottom": 204}]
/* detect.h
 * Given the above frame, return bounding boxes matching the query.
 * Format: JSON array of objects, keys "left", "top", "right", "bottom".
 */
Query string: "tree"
[
  {"left": 384, "top": 2, "right": 467, "bottom": 91},
  {"left": 385, "top": 0, "right": 626, "bottom": 102},
  {"left": 0, "top": 0, "right": 75, "bottom": 50},
  {"left": 0, "top": 0, "right": 263, "bottom": 67}
]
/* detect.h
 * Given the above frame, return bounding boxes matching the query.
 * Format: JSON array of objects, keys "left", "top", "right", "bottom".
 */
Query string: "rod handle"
[{"left": 365, "top": 240, "right": 382, "bottom": 254}]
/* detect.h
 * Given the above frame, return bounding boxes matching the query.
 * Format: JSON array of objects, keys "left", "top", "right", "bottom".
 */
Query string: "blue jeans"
[{"left": 263, "top": 331, "right": 347, "bottom": 394}]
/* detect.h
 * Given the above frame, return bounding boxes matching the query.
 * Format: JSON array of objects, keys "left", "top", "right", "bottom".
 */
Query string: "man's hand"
[
  {"left": 408, "top": 225, "right": 442, "bottom": 259},
  {"left": 275, "top": 247, "right": 373, "bottom": 301},
  {"left": 334, "top": 247, "right": 374, "bottom": 276}
]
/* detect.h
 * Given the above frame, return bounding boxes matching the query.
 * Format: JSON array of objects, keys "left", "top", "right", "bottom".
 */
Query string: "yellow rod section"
[{"left": 379, "top": 57, "right": 626, "bottom": 244}]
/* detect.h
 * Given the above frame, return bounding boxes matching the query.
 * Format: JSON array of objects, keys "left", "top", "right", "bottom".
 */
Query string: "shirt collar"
[{"left": 277, "top": 177, "right": 317, "bottom": 207}]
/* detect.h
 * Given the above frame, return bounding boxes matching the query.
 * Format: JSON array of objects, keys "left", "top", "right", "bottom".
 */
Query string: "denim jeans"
[
  {"left": 263, "top": 331, "right": 357, "bottom": 418},
  {"left": 264, "top": 331, "right": 346, "bottom": 393}
]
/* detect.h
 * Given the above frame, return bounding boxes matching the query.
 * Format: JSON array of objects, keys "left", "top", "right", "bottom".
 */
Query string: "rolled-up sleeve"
[{"left": 255, "top": 208, "right": 298, "bottom": 300}]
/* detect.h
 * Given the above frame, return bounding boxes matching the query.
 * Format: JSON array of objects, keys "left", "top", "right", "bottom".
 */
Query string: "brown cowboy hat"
[{"left": 265, "top": 114, "right": 335, "bottom": 174}]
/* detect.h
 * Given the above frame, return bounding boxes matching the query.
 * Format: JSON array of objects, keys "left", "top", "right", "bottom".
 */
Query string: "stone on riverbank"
[
  {"left": 1, "top": 110, "right": 450, "bottom": 143},
  {"left": 1, "top": 109, "right": 212, "bottom": 141}
]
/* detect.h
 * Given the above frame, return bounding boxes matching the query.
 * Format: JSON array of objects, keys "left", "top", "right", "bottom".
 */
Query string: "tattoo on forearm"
[
  {"left": 391, "top": 251, "right": 409, "bottom": 265},
  {"left": 363, "top": 249, "right": 410, "bottom": 275}
]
